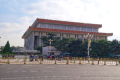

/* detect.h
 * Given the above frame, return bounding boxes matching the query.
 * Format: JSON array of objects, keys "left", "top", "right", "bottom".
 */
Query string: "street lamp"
[
  {"left": 84, "top": 33, "right": 93, "bottom": 57},
  {"left": 0, "top": 37, "right": 1, "bottom": 47},
  {"left": 0, "top": 37, "right": 1, "bottom": 54},
  {"left": 48, "top": 39, "right": 53, "bottom": 55}
]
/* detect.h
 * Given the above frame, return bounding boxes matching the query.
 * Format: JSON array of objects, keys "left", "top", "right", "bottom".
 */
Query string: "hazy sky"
[{"left": 0, "top": 0, "right": 119, "bottom": 47}]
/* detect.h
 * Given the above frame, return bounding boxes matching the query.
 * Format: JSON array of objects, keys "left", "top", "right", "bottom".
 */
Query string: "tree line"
[
  {"left": 1, "top": 33, "right": 120, "bottom": 57},
  {"left": 37, "top": 33, "right": 120, "bottom": 57}
]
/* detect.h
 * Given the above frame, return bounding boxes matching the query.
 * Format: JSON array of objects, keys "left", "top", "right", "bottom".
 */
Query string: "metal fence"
[{"left": 0, "top": 56, "right": 119, "bottom": 65}]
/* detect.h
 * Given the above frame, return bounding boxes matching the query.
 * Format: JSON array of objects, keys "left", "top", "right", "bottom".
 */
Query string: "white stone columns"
[
  {"left": 39, "top": 32, "right": 42, "bottom": 46},
  {"left": 32, "top": 32, "right": 35, "bottom": 50},
  {"left": 82, "top": 35, "right": 84, "bottom": 41},
  {"left": 67, "top": 34, "right": 69, "bottom": 38},
  {"left": 60, "top": 34, "right": 63, "bottom": 40},
  {"left": 75, "top": 34, "right": 78, "bottom": 39},
  {"left": 94, "top": 36, "right": 97, "bottom": 41}
]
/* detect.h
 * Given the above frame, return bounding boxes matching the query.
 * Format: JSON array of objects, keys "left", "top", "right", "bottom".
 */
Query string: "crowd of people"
[
  {"left": 29, "top": 55, "right": 43, "bottom": 61},
  {"left": 47, "top": 55, "right": 73, "bottom": 61},
  {"left": 2, "top": 54, "right": 15, "bottom": 58}
]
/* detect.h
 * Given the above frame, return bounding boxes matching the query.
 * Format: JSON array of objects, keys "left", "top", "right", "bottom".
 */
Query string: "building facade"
[
  {"left": 42, "top": 46, "right": 61, "bottom": 56},
  {"left": 22, "top": 18, "right": 113, "bottom": 50}
]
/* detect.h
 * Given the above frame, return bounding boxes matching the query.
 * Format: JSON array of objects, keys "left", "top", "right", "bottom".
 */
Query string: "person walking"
[
  {"left": 33, "top": 55, "right": 35, "bottom": 61},
  {"left": 41, "top": 55, "right": 43, "bottom": 61},
  {"left": 119, "top": 58, "right": 120, "bottom": 64},
  {"left": 8, "top": 55, "right": 11, "bottom": 58},
  {"left": 35, "top": 55, "right": 38, "bottom": 61},
  {"left": 98, "top": 57, "right": 100, "bottom": 64},
  {"left": 29, "top": 55, "right": 31, "bottom": 61},
  {"left": 87, "top": 56, "right": 90, "bottom": 63}
]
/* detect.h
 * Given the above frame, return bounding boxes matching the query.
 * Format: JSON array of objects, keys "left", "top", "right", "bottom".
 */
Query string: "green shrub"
[
  {"left": 34, "top": 53, "right": 40, "bottom": 55},
  {"left": 28, "top": 53, "right": 32, "bottom": 55},
  {"left": 12, "top": 52, "right": 17, "bottom": 54},
  {"left": 4, "top": 52, "right": 10, "bottom": 55},
  {"left": 19, "top": 52, "right": 24, "bottom": 55}
]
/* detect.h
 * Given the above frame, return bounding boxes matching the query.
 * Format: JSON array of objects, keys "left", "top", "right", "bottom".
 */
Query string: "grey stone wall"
[{"left": 24, "top": 32, "right": 34, "bottom": 50}]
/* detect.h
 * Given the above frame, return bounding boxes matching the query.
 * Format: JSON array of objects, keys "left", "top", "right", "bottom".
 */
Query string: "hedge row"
[{"left": 1, "top": 52, "right": 41, "bottom": 55}]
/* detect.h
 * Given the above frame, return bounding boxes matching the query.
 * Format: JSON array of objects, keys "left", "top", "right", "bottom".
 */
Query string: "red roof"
[
  {"left": 36, "top": 18, "right": 102, "bottom": 28},
  {"left": 29, "top": 27, "right": 113, "bottom": 36}
]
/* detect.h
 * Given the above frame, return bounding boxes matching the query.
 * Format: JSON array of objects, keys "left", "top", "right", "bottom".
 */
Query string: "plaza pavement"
[{"left": 0, "top": 64, "right": 120, "bottom": 80}]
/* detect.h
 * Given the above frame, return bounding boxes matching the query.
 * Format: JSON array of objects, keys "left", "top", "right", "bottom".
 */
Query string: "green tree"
[
  {"left": 54, "top": 38, "right": 84, "bottom": 55},
  {"left": 55, "top": 38, "right": 73, "bottom": 53},
  {"left": 82, "top": 40, "right": 88, "bottom": 54},
  {"left": 83, "top": 39, "right": 111, "bottom": 57},
  {"left": 96, "top": 39, "right": 111, "bottom": 57},
  {"left": 90, "top": 40, "right": 99, "bottom": 56},
  {"left": 48, "top": 33, "right": 56, "bottom": 39},
  {"left": 35, "top": 46, "right": 42, "bottom": 53},
  {"left": 10, "top": 46, "right": 15, "bottom": 52},
  {"left": 40, "top": 33, "right": 120, "bottom": 57},
  {"left": 40, "top": 33, "right": 59, "bottom": 46},
  {"left": 0, "top": 47, "right": 3, "bottom": 54},
  {"left": 3, "top": 41, "right": 11, "bottom": 53},
  {"left": 67, "top": 39, "right": 83, "bottom": 54},
  {"left": 40, "top": 36, "right": 49, "bottom": 46},
  {"left": 110, "top": 39, "right": 120, "bottom": 55}
]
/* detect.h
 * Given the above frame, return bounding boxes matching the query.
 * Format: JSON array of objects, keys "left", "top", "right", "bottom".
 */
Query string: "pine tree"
[{"left": 3, "top": 41, "right": 11, "bottom": 53}]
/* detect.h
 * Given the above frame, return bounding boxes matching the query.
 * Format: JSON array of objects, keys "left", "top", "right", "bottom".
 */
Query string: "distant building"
[
  {"left": 1, "top": 46, "right": 5, "bottom": 49},
  {"left": 42, "top": 46, "right": 61, "bottom": 56},
  {"left": 22, "top": 18, "right": 113, "bottom": 50},
  {"left": 12, "top": 47, "right": 40, "bottom": 54}
]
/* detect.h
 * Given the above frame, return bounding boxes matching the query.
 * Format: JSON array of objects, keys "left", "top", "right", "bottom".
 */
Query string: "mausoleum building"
[{"left": 22, "top": 18, "right": 113, "bottom": 50}]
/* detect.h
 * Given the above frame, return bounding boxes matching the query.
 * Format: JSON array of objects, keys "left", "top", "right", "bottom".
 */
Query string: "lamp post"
[
  {"left": 48, "top": 39, "right": 53, "bottom": 55},
  {"left": 84, "top": 33, "right": 93, "bottom": 57},
  {"left": 0, "top": 37, "right": 2, "bottom": 51}
]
